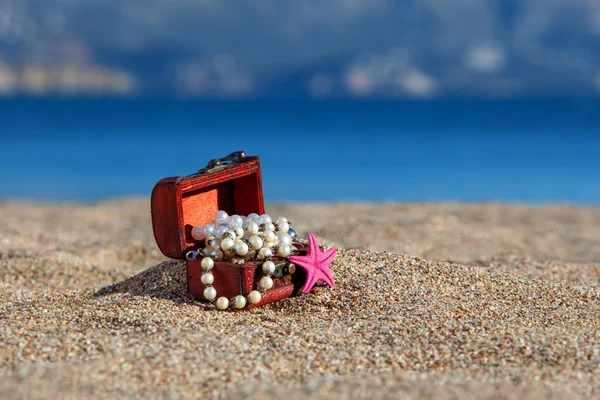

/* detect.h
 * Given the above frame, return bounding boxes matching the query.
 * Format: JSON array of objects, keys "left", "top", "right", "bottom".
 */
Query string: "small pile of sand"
[{"left": 94, "top": 259, "right": 191, "bottom": 302}]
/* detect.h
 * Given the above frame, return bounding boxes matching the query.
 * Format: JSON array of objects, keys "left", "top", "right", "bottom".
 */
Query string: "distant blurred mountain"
[{"left": 0, "top": 0, "right": 599, "bottom": 98}]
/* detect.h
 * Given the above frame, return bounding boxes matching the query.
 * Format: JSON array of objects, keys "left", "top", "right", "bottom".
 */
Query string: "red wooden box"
[{"left": 150, "top": 152, "right": 304, "bottom": 308}]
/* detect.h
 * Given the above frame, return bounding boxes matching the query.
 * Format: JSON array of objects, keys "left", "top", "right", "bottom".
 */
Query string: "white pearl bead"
[
  {"left": 201, "top": 272, "right": 214, "bottom": 285},
  {"left": 203, "top": 286, "right": 217, "bottom": 300},
  {"left": 210, "top": 248, "right": 224, "bottom": 261},
  {"left": 216, "top": 297, "right": 229, "bottom": 310},
  {"left": 276, "top": 221, "right": 290, "bottom": 233},
  {"left": 201, "top": 257, "right": 214, "bottom": 270},
  {"left": 262, "top": 260, "right": 276, "bottom": 275},
  {"left": 216, "top": 225, "right": 228, "bottom": 238},
  {"left": 215, "top": 219, "right": 229, "bottom": 227},
  {"left": 263, "top": 222, "right": 275, "bottom": 232},
  {"left": 276, "top": 232, "right": 292, "bottom": 246},
  {"left": 221, "top": 237, "right": 235, "bottom": 251},
  {"left": 247, "top": 213, "right": 260, "bottom": 223},
  {"left": 258, "top": 247, "right": 272, "bottom": 260},
  {"left": 202, "top": 247, "right": 212, "bottom": 257},
  {"left": 259, "top": 276, "right": 274, "bottom": 290},
  {"left": 277, "top": 244, "right": 291, "bottom": 257},
  {"left": 246, "top": 221, "right": 259, "bottom": 235},
  {"left": 246, "top": 249, "right": 256, "bottom": 259},
  {"left": 215, "top": 210, "right": 229, "bottom": 226},
  {"left": 222, "top": 230, "right": 236, "bottom": 240},
  {"left": 191, "top": 226, "right": 205, "bottom": 240},
  {"left": 249, "top": 235, "right": 263, "bottom": 250},
  {"left": 276, "top": 216, "right": 288, "bottom": 225},
  {"left": 248, "top": 290, "right": 262, "bottom": 304},
  {"left": 233, "top": 295, "right": 247, "bottom": 309},
  {"left": 234, "top": 226, "right": 244, "bottom": 238},
  {"left": 241, "top": 216, "right": 248, "bottom": 228},
  {"left": 215, "top": 210, "right": 228, "bottom": 221},
  {"left": 208, "top": 237, "right": 221, "bottom": 248},
  {"left": 259, "top": 214, "right": 272, "bottom": 224},
  {"left": 265, "top": 241, "right": 276, "bottom": 249},
  {"left": 229, "top": 215, "right": 244, "bottom": 227},
  {"left": 235, "top": 240, "right": 249, "bottom": 256},
  {"left": 263, "top": 230, "right": 276, "bottom": 242},
  {"left": 203, "top": 223, "right": 216, "bottom": 237}
]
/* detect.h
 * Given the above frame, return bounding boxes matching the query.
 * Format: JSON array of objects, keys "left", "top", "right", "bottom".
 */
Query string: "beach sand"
[{"left": 1, "top": 200, "right": 599, "bottom": 399}]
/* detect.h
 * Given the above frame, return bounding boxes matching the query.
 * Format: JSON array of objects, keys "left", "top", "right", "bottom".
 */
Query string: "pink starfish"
[{"left": 289, "top": 232, "right": 336, "bottom": 294}]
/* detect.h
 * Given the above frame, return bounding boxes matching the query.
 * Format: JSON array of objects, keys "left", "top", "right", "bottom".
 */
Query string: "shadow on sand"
[{"left": 93, "top": 259, "right": 196, "bottom": 303}]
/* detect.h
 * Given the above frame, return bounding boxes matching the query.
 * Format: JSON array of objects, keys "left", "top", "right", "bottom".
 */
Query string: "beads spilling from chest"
[
  {"left": 189, "top": 211, "right": 296, "bottom": 261},
  {"left": 186, "top": 210, "right": 299, "bottom": 310}
]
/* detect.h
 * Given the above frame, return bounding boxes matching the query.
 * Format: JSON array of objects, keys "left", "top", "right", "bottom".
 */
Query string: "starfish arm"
[
  {"left": 288, "top": 257, "right": 315, "bottom": 273},
  {"left": 288, "top": 255, "right": 313, "bottom": 267},
  {"left": 316, "top": 270, "right": 335, "bottom": 287},
  {"left": 300, "top": 275, "right": 319, "bottom": 293},
  {"left": 306, "top": 232, "right": 320, "bottom": 256},
  {"left": 317, "top": 247, "right": 337, "bottom": 265},
  {"left": 300, "top": 281, "right": 314, "bottom": 293}
]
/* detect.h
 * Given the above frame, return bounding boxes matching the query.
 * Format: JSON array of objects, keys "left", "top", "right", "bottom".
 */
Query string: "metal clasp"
[{"left": 197, "top": 151, "right": 246, "bottom": 175}]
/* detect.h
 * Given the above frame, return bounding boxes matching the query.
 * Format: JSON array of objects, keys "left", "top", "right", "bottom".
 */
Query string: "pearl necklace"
[{"left": 186, "top": 211, "right": 298, "bottom": 310}]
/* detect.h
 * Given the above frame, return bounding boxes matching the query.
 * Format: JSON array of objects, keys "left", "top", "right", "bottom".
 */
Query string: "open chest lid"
[{"left": 151, "top": 151, "right": 265, "bottom": 259}]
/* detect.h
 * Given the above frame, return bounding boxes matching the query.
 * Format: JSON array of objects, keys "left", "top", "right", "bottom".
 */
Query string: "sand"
[{"left": 1, "top": 200, "right": 599, "bottom": 399}]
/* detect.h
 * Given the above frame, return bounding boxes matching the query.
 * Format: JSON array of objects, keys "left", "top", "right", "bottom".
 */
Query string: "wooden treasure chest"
[{"left": 150, "top": 151, "right": 310, "bottom": 309}]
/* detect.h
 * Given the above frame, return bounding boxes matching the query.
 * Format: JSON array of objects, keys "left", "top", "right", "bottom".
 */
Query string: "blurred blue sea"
[{"left": 0, "top": 98, "right": 599, "bottom": 204}]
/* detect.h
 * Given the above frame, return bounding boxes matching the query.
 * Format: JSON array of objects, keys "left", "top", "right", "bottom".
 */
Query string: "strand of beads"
[
  {"left": 213, "top": 259, "right": 276, "bottom": 310},
  {"left": 199, "top": 256, "right": 217, "bottom": 302},
  {"left": 196, "top": 256, "right": 277, "bottom": 311},
  {"left": 187, "top": 210, "right": 298, "bottom": 310},
  {"left": 188, "top": 252, "right": 291, "bottom": 311}
]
